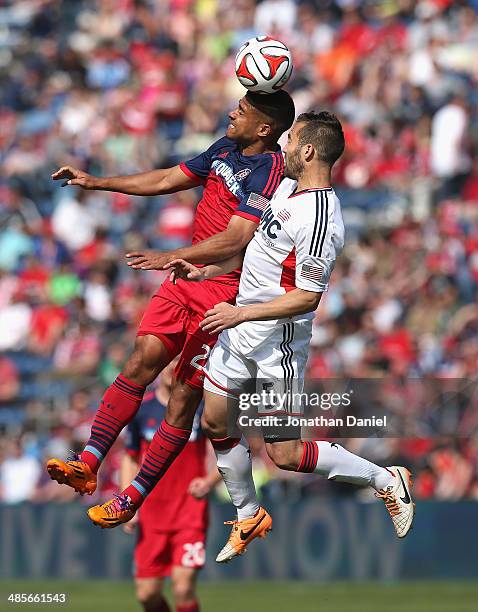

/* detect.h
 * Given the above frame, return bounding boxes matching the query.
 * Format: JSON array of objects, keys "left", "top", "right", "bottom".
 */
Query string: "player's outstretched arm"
[
  {"left": 165, "top": 253, "right": 245, "bottom": 283},
  {"left": 126, "top": 215, "right": 258, "bottom": 271},
  {"left": 51, "top": 165, "right": 201, "bottom": 196},
  {"left": 173, "top": 215, "right": 258, "bottom": 264},
  {"left": 200, "top": 289, "right": 322, "bottom": 333}
]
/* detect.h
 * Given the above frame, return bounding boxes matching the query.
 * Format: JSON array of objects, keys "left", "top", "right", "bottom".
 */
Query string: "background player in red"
[
  {"left": 46, "top": 91, "right": 295, "bottom": 527},
  {"left": 122, "top": 360, "right": 220, "bottom": 612}
]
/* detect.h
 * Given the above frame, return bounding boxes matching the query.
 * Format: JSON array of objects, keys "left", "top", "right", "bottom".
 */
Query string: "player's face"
[
  {"left": 227, "top": 97, "right": 266, "bottom": 144},
  {"left": 284, "top": 122, "right": 305, "bottom": 180}
]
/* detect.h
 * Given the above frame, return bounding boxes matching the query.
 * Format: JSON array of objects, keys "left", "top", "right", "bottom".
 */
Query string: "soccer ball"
[{"left": 235, "top": 36, "right": 293, "bottom": 95}]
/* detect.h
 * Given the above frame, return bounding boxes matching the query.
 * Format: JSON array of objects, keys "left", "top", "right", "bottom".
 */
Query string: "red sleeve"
[
  {"left": 234, "top": 210, "right": 262, "bottom": 223},
  {"left": 179, "top": 162, "right": 206, "bottom": 183},
  {"left": 180, "top": 137, "right": 230, "bottom": 182}
]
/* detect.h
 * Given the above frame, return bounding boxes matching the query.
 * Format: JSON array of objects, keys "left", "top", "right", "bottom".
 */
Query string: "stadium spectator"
[
  {"left": 0, "top": 439, "right": 41, "bottom": 504},
  {"left": 0, "top": 292, "right": 33, "bottom": 352},
  {"left": 0, "top": 356, "right": 20, "bottom": 403},
  {"left": 430, "top": 93, "right": 471, "bottom": 199},
  {"left": 0, "top": 0, "right": 477, "bottom": 501},
  {"left": 53, "top": 310, "right": 101, "bottom": 377},
  {"left": 51, "top": 190, "right": 101, "bottom": 251}
]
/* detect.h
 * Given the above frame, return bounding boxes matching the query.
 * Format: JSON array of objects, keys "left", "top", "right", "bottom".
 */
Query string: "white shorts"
[{"left": 203, "top": 318, "right": 312, "bottom": 414}]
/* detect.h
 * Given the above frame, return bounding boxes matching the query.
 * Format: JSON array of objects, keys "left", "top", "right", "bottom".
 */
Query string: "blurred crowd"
[{"left": 1, "top": 0, "right": 478, "bottom": 504}]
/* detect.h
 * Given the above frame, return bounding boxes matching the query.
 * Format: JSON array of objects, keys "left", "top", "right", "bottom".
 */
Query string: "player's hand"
[
  {"left": 122, "top": 512, "right": 139, "bottom": 534},
  {"left": 200, "top": 302, "right": 245, "bottom": 333},
  {"left": 188, "top": 477, "right": 212, "bottom": 499},
  {"left": 164, "top": 259, "right": 206, "bottom": 283},
  {"left": 125, "top": 250, "right": 172, "bottom": 270},
  {"left": 51, "top": 166, "right": 97, "bottom": 189}
]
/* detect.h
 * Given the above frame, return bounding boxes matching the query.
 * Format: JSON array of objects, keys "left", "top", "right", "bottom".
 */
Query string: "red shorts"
[
  {"left": 137, "top": 278, "right": 238, "bottom": 388},
  {"left": 134, "top": 526, "right": 207, "bottom": 578}
]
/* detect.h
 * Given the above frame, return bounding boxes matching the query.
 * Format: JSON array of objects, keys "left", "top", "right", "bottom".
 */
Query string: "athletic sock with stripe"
[
  {"left": 122, "top": 420, "right": 191, "bottom": 507},
  {"left": 298, "top": 441, "right": 394, "bottom": 491},
  {"left": 212, "top": 436, "right": 260, "bottom": 520},
  {"left": 80, "top": 375, "right": 145, "bottom": 473}
]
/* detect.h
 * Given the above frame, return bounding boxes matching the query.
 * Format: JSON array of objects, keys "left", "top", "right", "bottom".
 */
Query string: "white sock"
[
  {"left": 215, "top": 436, "right": 260, "bottom": 520},
  {"left": 314, "top": 441, "right": 394, "bottom": 491}
]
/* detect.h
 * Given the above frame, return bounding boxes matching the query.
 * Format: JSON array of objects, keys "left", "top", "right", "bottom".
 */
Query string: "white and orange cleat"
[
  {"left": 216, "top": 506, "right": 272, "bottom": 563},
  {"left": 376, "top": 465, "right": 415, "bottom": 539},
  {"left": 46, "top": 453, "right": 97, "bottom": 496}
]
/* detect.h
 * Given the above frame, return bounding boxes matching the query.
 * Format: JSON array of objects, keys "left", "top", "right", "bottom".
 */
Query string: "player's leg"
[
  {"left": 47, "top": 334, "right": 172, "bottom": 494},
  {"left": 115, "top": 325, "right": 210, "bottom": 513},
  {"left": 202, "top": 389, "right": 260, "bottom": 522},
  {"left": 98, "top": 281, "right": 237, "bottom": 512},
  {"left": 135, "top": 578, "right": 170, "bottom": 612},
  {"left": 87, "top": 325, "right": 215, "bottom": 525},
  {"left": 86, "top": 374, "right": 202, "bottom": 527},
  {"left": 171, "top": 567, "right": 199, "bottom": 612},
  {"left": 169, "top": 527, "right": 206, "bottom": 612},
  {"left": 134, "top": 526, "right": 173, "bottom": 612},
  {"left": 124, "top": 278, "right": 242, "bottom": 502},
  {"left": 47, "top": 290, "right": 187, "bottom": 494},
  {"left": 266, "top": 438, "right": 415, "bottom": 538},
  {"left": 201, "top": 334, "right": 272, "bottom": 563},
  {"left": 130, "top": 277, "right": 241, "bottom": 469},
  {"left": 203, "top": 391, "right": 272, "bottom": 563},
  {"left": 262, "top": 320, "right": 415, "bottom": 538},
  {"left": 265, "top": 438, "right": 395, "bottom": 487},
  {"left": 120, "top": 377, "right": 203, "bottom": 509},
  {"left": 82, "top": 334, "right": 171, "bottom": 467}
]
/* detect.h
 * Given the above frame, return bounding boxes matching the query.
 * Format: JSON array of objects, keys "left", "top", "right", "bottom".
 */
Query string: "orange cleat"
[
  {"left": 216, "top": 506, "right": 272, "bottom": 563},
  {"left": 46, "top": 454, "right": 97, "bottom": 495},
  {"left": 87, "top": 494, "right": 136, "bottom": 529}
]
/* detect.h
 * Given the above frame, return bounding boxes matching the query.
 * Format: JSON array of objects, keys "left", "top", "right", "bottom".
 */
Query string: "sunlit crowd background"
[{"left": 1, "top": 0, "right": 478, "bottom": 505}]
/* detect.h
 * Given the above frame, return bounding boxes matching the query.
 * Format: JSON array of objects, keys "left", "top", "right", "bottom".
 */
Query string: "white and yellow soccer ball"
[{"left": 235, "top": 36, "right": 293, "bottom": 95}]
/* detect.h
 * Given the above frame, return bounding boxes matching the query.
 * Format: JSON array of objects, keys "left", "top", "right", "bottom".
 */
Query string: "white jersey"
[
  {"left": 204, "top": 179, "right": 345, "bottom": 403},
  {"left": 236, "top": 178, "right": 345, "bottom": 321}
]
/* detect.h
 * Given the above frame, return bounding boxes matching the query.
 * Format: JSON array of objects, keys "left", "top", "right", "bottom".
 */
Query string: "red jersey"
[{"left": 179, "top": 136, "right": 284, "bottom": 285}]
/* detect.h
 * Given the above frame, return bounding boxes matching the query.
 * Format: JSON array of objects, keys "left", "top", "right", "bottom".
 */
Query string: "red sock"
[
  {"left": 296, "top": 441, "right": 318, "bottom": 473},
  {"left": 81, "top": 375, "right": 145, "bottom": 473},
  {"left": 210, "top": 437, "right": 241, "bottom": 451},
  {"left": 122, "top": 420, "right": 191, "bottom": 507},
  {"left": 158, "top": 598, "right": 171, "bottom": 612},
  {"left": 176, "top": 602, "right": 199, "bottom": 612}
]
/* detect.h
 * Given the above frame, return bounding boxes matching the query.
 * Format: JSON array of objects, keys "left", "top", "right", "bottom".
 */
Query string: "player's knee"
[
  {"left": 166, "top": 382, "right": 203, "bottom": 429},
  {"left": 172, "top": 579, "right": 196, "bottom": 605},
  {"left": 135, "top": 582, "right": 163, "bottom": 608},
  {"left": 123, "top": 336, "right": 168, "bottom": 384},
  {"left": 265, "top": 442, "right": 296, "bottom": 471},
  {"left": 200, "top": 411, "right": 214, "bottom": 438},
  {"left": 122, "top": 349, "right": 144, "bottom": 379},
  {"left": 200, "top": 411, "right": 223, "bottom": 439}
]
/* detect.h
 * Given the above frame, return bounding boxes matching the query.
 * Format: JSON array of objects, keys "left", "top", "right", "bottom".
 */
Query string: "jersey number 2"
[{"left": 190, "top": 344, "right": 211, "bottom": 370}]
